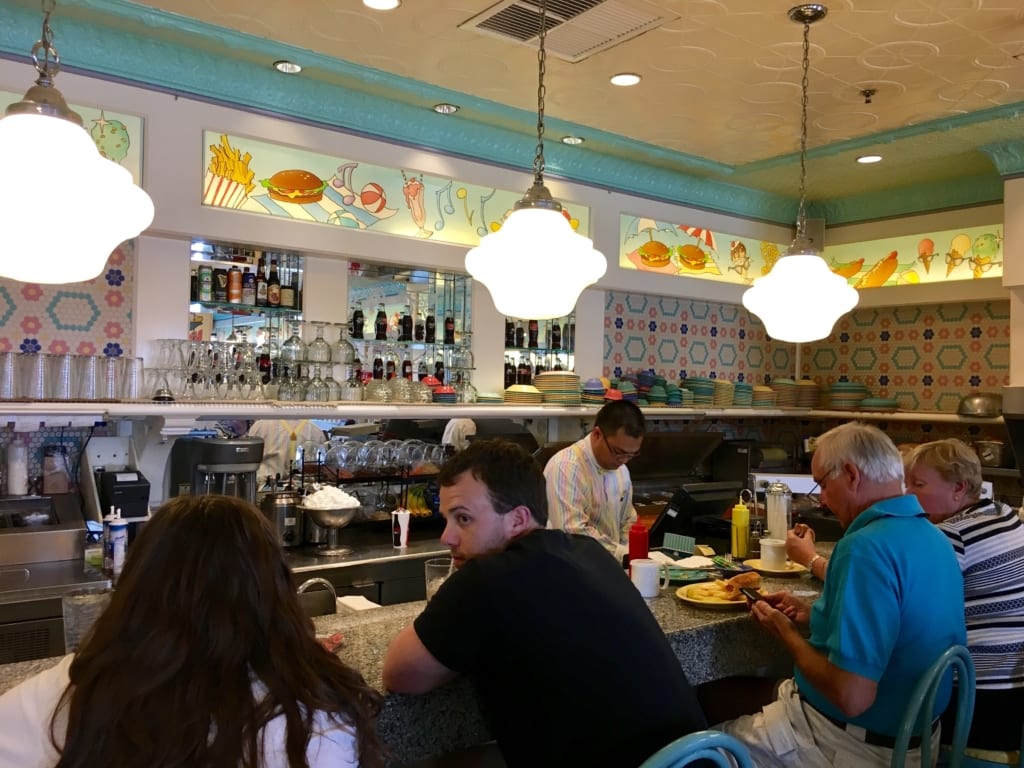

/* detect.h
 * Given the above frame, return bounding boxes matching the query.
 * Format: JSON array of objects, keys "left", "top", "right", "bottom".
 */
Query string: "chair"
[
  {"left": 893, "top": 645, "right": 976, "bottom": 768},
  {"left": 638, "top": 729, "right": 754, "bottom": 768}
]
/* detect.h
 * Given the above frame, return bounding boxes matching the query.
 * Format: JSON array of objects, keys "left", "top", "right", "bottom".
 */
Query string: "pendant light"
[
  {"left": 0, "top": 0, "right": 154, "bottom": 284},
  {"left": 741, "top": 4, "right": 858, "bottom": 343},
  {"left": 465, "top": 0, "right": 606, "bottom": 320}
]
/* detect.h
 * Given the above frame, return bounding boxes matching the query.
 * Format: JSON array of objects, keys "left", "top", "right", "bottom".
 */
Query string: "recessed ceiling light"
[
  {"left": 561, "top": 135, "right": 584, "bottom": 145},
  {"left": 857, "top": 154, "right": 883, "bottom": 164},
  {"left": 363, "top": 0, "right": 400, "bottom": 9},
  {"left": 610, "top": 73, "right": 641, "bottom": 87},
  {"left": 273, "top": 60, "right": 302, "bottom": 75},
  {"left": 433, "top": 103, "right": 460, "bottom": 115}
]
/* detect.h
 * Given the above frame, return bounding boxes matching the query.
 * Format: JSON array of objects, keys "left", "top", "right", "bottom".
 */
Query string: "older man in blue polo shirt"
[{"left": 718, "top": 421, "right": 966, "bottom": 767}]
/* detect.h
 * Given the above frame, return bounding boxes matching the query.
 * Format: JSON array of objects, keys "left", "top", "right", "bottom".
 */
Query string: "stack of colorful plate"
[
  {"left": 504, "top": 384, "right": 543, "bottom": 404},
  {"left": 618, "top": 381, "right": 638, "bottom": 401},
  {"left": 681, "top": 376, "right": 715, "bottom": 405},
  {"left": 771, "top": 378, "right": 798, "bottom": 407},
  {"left": 796, "top": 380, "right": 820, "bottom": 408},
  {"left": 664, "top": 383, "right": 685, "bottom": 406},
  {"left": 604, "top": 388, "right": 623, "bottom": 402},
  {"left": 646, "top": 384, "right": 667, "bottom": 405},
  {"left": 860, "top": 396, "right": 899, "bottom": 412},
  {"left": 828, "top": 381, "right": 870, "bottom": 410},
  {"left": 733, "top": 382, "right": 753, "bottom": 407},
  {"left": 751, "top": 386, "right": 777, "bottom": 407},
  {"left": 477, "top": 392, "right": 504, "bottom": 403},
  {"left": 581, "top": 378, "right": 606, "bottom": 405},
  {"left": 534, "top": 371, "right": 582, "bottom": 405},
  {"left": 712, "top": 379, "right": 735, "bottom": 406},
  {"left": 432, "top": 386, "right": 458, "bottom": 404}
]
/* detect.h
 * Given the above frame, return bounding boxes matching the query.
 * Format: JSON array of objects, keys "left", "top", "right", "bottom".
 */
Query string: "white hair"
[{"left": 815, "top": 422, "right": 904, "bottom": 485}]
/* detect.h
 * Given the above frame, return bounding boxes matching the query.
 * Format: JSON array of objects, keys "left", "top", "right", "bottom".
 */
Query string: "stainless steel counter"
[
  {"left": 283, "top": 526, "right": 447, "bottom": 574},
  {"left": 0, "top": 560, "right": 109, "bottom": 606}
]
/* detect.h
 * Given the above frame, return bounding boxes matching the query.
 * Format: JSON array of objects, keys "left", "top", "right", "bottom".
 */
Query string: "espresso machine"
[{"left": 167, "top": 437, "right": 264, "bottom": 503}]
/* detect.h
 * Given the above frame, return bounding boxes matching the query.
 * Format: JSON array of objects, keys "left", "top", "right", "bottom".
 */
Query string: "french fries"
[
  {"left": 207, "top": 134, "right": 255, "bottom": 194},
  {"left": 688, "top": 571, "right": 762, "bottom": 602}
]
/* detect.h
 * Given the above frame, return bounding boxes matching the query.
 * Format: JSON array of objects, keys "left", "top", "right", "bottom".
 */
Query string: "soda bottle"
[
  {"left": 551, "top": 321, "right": 562, "bottom": 351},
  {"left": 374, "top": 303, "right": 388, "bottom": 341},
  {"left": 514, "top": 321, "right": 525, "bottom": 349},
  {"left": 351, "top": 302, "right": 364, "bottom": 340},
  {"left": 425, "top": 308, "right": 436, "bottom": 343},
  {"left": 444, "top": 315, "right": 455, "bottom": 345},
  {"left": 400, "top": 305, "right": 413, "bottom": 342},
  {"left": 527, "top": 319, "right": 539, "bottom": 349}
]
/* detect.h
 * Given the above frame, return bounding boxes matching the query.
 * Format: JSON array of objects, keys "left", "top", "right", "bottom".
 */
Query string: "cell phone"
[{"left": 739, "top": 587, "right": 763, "bottom": 603}]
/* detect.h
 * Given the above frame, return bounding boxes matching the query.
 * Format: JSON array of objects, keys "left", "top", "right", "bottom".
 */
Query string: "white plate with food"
[
  {"left": 742, "top": 559, "right": 808, "bottom": 577},
  {"left": 675, "top": 572, "right": 762, "bottom": 610}
]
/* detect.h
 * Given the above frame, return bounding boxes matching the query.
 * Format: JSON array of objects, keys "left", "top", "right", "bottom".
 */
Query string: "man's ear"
[
  {"left": 505, "top": 504, "right": 535, "bottom": 535},
  {"left": 841, "top": 461, "right": 861, "bottom": 491}
]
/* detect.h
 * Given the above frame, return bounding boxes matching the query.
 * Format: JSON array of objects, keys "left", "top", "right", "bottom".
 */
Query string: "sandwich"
[
  {"left": 639, "top": 240, "right": 671, "bottom": 268},
  {"left": 677, "top": 244, "right": 707, "bottom": 270},
  {"left": 260, "top": 169, "right": 328, "bottom": 204}
]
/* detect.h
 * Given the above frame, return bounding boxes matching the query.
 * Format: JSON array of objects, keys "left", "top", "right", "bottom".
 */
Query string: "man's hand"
[
  {"left": 786, "top": 524, "right": 817, "bottom": 567},
  {"left": 754, "top": 590, "right": 811, "bottom": 628}
]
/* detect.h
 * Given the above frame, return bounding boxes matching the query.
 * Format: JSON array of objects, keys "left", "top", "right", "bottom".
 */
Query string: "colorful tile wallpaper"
[
  {"left": 603, "top": 290, "right": 1010, "bottom": 413},
  {"left": 0, "top": 242, "right": 135, "bottom": 357}
]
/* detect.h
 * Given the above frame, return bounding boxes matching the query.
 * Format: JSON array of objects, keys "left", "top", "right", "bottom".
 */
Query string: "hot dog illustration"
[{"left": 854, "top": 251, "right": 898, "bottom": 289}]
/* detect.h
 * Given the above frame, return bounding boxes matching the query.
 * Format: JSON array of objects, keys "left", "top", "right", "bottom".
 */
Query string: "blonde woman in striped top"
[{"left": 905, "top": 438, "right": 1024, "bottom": 753}]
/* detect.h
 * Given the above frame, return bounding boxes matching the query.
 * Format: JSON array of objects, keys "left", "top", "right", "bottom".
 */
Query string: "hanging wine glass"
[
  {"left": 305, "top": 364, "right": 328, "bottom": 402},
  {"left": 307, "top": 320, "right": 332, "bottom": 363},
  {"left": 324, "top": 366, "right": 342, "bottom": 401}
]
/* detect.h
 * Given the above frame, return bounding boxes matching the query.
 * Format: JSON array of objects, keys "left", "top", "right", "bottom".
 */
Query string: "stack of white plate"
[
  {"left": 504, "top": 384, "right": 543, "bottom": 404},
  {"left": 771, "top": 378, "right": 798, "bottom": 407},
  {"left": 477, "top": 392, "right": 504, "bottom": 403},
  {"left": 828, "top": 381, "right": 870, "bottom": 410},
  {"left": 533, "top": 372, "right": 581, "bottom": 405},
  {"left": 796, "top": 380, "right": 820, "bottom": 408},
  {"left": 712, "top": 379, "right": 735, "bottom": 406},
  {"left": 751, "top": 386, "right": 778, "bottom": 407}
]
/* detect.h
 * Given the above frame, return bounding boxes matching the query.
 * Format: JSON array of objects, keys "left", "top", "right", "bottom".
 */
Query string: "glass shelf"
[{"left": 192, "top": 300, "right": 303, "bottom": 318}]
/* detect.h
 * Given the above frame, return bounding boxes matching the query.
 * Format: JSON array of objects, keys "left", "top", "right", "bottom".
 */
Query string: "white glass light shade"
[
  {"left": 465, "top": 207, "right": 606, "bottom": 319},
  {"left": 0, "top": 113, "right": 154, "bottom": 283},
  {"left": 741, "top": 253, "right": 859, "bottom": 343}
]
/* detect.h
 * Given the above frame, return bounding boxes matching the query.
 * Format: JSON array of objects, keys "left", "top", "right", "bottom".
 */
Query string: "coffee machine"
[{"left": 167, "top": 437, "right": 264, "bottom": 503}]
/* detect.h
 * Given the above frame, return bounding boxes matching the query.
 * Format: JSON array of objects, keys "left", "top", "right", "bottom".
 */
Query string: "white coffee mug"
[
  {"left": 630, "top": 558, "right": 669, "bottom": 598},
  {"left": 760, "top": 538, "right": 787, "bottom": 570}
]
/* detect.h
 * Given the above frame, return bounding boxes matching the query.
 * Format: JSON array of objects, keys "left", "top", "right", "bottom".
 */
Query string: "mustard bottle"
[{"left": 731, "top": 495, "right": 750, "bottom": 560}]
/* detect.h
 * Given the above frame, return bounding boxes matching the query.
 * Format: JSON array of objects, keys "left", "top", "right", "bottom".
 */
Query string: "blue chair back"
[
  {"left": 893, "top": 644, "right": 976, "bottom": 768},
  {"left": 638, "top": 729, "right": 754, "bottom": 768}
]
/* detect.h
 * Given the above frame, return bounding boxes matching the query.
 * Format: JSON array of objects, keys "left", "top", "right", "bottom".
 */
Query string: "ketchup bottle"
[{"left": 628, "top": 522, "right": 648, "bottom": 569}]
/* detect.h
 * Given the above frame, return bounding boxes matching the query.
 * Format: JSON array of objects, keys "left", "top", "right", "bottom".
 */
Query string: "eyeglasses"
[{"left": 600, "top": 431, "right": 641, "bottom": 461}]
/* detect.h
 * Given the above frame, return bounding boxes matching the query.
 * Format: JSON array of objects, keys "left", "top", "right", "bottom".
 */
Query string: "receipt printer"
[{"left": 98, "top": 469, "right": 151, "bottom": 520}]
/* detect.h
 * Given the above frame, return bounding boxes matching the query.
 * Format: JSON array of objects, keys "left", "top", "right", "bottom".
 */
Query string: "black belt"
[{"left": 798, "top": 693, "right": 938, "bottom": 750}]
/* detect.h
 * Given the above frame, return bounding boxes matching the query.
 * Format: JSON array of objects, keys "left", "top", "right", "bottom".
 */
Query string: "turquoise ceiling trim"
[
  {"left": 812, "top": 173, "right": 1003, "bottom": 226},
  {"left": 979, "top": 141, "right": 1024, "bottom": 178}
]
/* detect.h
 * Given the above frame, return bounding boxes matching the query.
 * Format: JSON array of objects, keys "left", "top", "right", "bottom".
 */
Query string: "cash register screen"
[{"left": 647, "top": 482, "right": 741, "bottom": 549}]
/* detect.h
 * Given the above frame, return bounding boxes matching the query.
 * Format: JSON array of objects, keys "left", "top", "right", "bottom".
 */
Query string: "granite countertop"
[{"left": 0, "top": 565, "right": 825, "bottom": 765}]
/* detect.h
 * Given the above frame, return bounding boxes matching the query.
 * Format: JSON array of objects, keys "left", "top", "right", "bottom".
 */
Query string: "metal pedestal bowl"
[{"left": 299, "top": 504, "right": 358, "bottom": 556}]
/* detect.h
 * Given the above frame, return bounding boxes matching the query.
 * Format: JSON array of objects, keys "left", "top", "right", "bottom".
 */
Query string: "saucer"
[{"left": 742, "top": 559, "right": 807, "bottom": 577}]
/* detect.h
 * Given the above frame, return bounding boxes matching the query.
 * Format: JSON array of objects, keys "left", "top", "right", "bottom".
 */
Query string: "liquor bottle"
[
  {"left": 505, "top": 319, "right": 515, "bottom": 348},
  {"left": 400, "top": 305, "right": 413, "bottom": 342},
  {"left": 279, "top": 255, "right": 295, "bottom": 309},
  {"left": 527, "top": 319, "right": 539, "bottom": 349},
  {"left": 443, "top": 314, "right": 455, "bottom": 345},
  {"left": 266, "top": 259, "right": 281, "bottom": 307},
  {"left": 255, "top": 257, "right": 268, "bottom": 307},
  {"left": 351, "top": 302, "right": 364, "bottom": 340},
  {"left": 241, "top": 267, "right": 256, "bottom": 305},
  {"left": 514, "top": 321, "right": 525, "bottom": 349},
  {"left": 551, "top": 321, "right": 562, "bottom": 351},
  {"left": 189, "top": 267, "right": 199, "bottom": 302},
  {"left": 374, "top": 303, "right": 388, "bottom": 341},
  {"left": 425, "top": 308, "right": 436, "bottom": 343},
  {"left": 227, "top": 265, "right": 242, "bottom": 304}
]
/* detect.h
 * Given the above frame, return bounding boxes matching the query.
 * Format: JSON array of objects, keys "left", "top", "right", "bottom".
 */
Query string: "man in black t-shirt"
[{"left": 382, "top": 439, "right": 707, "bottom": 767}]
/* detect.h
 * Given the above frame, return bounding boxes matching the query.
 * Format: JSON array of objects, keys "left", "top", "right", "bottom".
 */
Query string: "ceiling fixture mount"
[
  {"left": 363, "top": 0, "right": 401, "bottom": 10},
  {"left": 610, "top": 73, "right": 641, "bottom": 87},
  {"left": 273, "top": 60, "right": 302, "bottom": 74},
  {"left": 432, "top": 102, "right": 460, "bottom": 115},
  {"left": 741, "top": 4, "right": 858, "bottom": 344},
  {"left": 561, "top": 135, "right": 584, "bottom": 145},
  {"left": 465, "top": 0, "right": 606, "bottom": 319},
  {"left": 857, "top": 154, "right": 883, "bottom": 164},
  {"left": 860, "top": 88, "right": 876, "bottom": 104},
  {"left": 0, "top": 0, "right": 154, "bottom": 284}
]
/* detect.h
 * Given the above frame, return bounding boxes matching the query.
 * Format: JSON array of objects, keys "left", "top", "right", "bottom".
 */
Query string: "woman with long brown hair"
[{"left": 0, "top": 494, "right": 384, "bottom": 768}]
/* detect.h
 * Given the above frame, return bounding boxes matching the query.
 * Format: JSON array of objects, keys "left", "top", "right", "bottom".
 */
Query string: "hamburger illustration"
[
  {"left": 677, "top": 243, "right": 707, "bottom": 270},
  {"left": 638, "top": 240, "right": 671, "bottom": 268},
  {"left": 260, "top": 169, "right": 328, "bottom": 204}
]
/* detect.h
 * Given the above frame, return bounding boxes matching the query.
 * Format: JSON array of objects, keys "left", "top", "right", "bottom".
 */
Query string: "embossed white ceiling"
[{"left": 33, "top": 1, "right": 1024, "bottom": 204}]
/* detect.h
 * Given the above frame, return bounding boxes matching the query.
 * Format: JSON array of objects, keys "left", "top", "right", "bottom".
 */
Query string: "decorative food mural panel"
[{"left": 202, "top": 132, "right": 590, "bottom": 246}]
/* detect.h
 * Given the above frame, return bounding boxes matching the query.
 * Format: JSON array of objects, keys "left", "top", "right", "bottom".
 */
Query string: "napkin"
[
  {"left": 337, "top": 595, "right": 381, "bottom": 611},
  {"left": 647, "top": 551, "right": 715, "bottom": 568}
]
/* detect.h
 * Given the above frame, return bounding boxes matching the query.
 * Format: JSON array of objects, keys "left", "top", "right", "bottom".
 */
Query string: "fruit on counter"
[
  {"left": 407, "top": 484, "right": 434, "bottom": 517},
  {"left": 854, "top": 250, "right": 898, "bottom": 289},
  {"left": 410, "top": 462, "right": 440, "bottom": 476}
]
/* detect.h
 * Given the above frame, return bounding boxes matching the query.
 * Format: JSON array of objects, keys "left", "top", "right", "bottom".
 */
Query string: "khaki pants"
[{"left": 717, "top": 678, "right": 939, "bottom": 767}]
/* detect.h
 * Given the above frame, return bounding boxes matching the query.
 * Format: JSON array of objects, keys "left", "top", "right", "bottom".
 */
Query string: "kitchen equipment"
[
  {"left": 0, "top": 494, "right": 85, "bottom": 565},
  {"left": 98, "top": 469, "right": 151, "bottom": 520},
  {"left": 167, "top": 436, "right": 263, "bottom": 504},
  {"left": 765, "top": 482, "right": 792, "bottom": 538},
  {"left": 299, "top": 504, "right": 358, "bottom": 556},
  {"left": 260, "top": 490, "right": 304, "bottom": 547},
  {"left": 957, "top": 392, "right": 1002, "bottom": 417},
  {"left": 973, "top": 440, "right": 1005, "bottom": 468}
]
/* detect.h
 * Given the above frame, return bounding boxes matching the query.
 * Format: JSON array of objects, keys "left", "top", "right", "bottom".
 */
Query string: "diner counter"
[{"left": 0, "top": 570, "right": 822, "bottom": 765}]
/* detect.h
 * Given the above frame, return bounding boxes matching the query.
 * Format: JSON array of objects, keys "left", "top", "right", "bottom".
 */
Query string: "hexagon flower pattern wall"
[{"left": 604, "top": 290, "right": 1008, "bottom": 412}]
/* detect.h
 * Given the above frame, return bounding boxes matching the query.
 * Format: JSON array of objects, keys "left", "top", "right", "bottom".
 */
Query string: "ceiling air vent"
[{"left": 461, "top": 0, "right": 676, "bottom": 63}]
